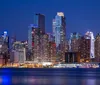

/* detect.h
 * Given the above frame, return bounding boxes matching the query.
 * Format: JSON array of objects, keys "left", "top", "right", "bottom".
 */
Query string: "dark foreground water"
[{"left": 0, "top": 68, "right": 100, "bottom": 85}]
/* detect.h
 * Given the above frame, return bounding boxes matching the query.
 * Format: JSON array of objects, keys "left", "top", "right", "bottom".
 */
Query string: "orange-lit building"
[
  {"left": 95, "top": 33, "right": 100, "bottom": 62},
  {"left": 80, "top": 36, "right": 90, "bottom": 62},
  {"left": 49, "top": 42, "right": 56, "bottom": 62}
]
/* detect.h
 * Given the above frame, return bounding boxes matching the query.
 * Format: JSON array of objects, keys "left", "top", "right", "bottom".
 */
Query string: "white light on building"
[
  {"left": 57, "top": 12, "right": 64, "bottom": 17},
  {"left": 85, "top": 31, "right": 95, "bottom": 58}
]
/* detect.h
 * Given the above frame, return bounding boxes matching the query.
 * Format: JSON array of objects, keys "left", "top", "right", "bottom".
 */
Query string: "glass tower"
[
  {"left": 53, "top": 12, "right": 66, "bottom": 50},
  {"left": 85, "top": 31, "right": 95, "bottom": 59},
  {"left": 34, "top": 13, "right": 45, "bottom": 33}
]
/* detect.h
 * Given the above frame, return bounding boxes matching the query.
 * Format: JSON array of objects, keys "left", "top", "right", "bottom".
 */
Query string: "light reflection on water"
[
  {"left": 0, "top": 76, "right": 99, "bottom": 85},
  {"left": 0, "top": 69, "right": 100, "bottom": 85}
]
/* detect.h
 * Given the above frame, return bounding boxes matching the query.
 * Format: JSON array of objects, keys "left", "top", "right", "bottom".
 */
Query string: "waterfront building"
[
  {"left": 28, "top": 24, "right": 38, "bottom": 61},
  {"left": 11, "top": 41, "right": 26, "bottom": 64},
  {"left": 65, "top": 52, "right": 80, "bottom": 63},
  {"left": 80, "top": 36, "right": 90, "bottom": 62},
  {"left": 28, "top": 24, "right": 34, "bottom": 50},
  {"left": 0, "top": 54, "right": 5, "bottom": 66},
  {"left": 53, "top": 12, "right": 66, "bottom": 62},
  {"left": 70, "top": 32, "right": 81, "bottom": 52},
  {"left": 28, "top": 26, "right": 49, "bottom": 62},
  {"left": 28, "top": 24, "right": 56, "bottom": 62},
  {"left": 49, "top": 41, "right": 56, "bottom": 62},
  {"left": 32, "top": 28, "right": 42, "bottom": 62},
  {"left": 53, "top": 12, "right": 66, "bottom": 50},
  {"left": 0, "top": 31, "right": 9, "bottom": 65},
  {"left": 95, "top": 33, "right": 100, "bottom": 62},
  {"left": 41, "top": 34, "right": 49, "bottom": 62},
  {"left": 65, "top": 40, "right": 69, "bottom": 52},
  {"left": 85, "top": 31, "right": 95, "bottom": 59}
]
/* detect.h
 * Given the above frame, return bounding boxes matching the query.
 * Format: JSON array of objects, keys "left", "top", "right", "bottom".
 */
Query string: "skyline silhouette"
[{"left": 0, "top": 0, "right": 100, "bottom": 40}]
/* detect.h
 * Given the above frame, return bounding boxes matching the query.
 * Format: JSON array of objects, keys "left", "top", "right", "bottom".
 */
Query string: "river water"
[{"left": 0, "top": 68, "right": 100, "bottom": 85}]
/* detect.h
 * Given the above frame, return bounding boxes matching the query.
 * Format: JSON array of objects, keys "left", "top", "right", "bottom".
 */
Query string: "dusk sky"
[{"left": 0, "top": 0, "right": 100, "bottom": 40}]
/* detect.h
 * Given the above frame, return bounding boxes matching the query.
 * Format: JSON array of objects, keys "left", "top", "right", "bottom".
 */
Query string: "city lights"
[{"left": 0, "top": 12, "right": 99, "bottom": 68}]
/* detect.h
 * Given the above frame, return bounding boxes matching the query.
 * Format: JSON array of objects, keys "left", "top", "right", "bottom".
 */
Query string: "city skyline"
[
  {"left": 0, "top": 1, "right": 100, "bottom": 85},
  {"left": 0, "top": 0, "right": 100, "bottom": 40},
  {"left": 0, "top": 12, "right": 100, "bottom": 66}
]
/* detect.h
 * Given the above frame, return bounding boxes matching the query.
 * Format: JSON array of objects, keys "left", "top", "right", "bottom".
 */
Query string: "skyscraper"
[
  {"left": 53, "top": 12, "right": 66, "bottom": 62},
  {"left": 85, "top": 31, "right": 95, "bottom": 59},
  {"left": 41, "top": 34, "right": 49, "bottom": 62},
  {"left": 0, "top": 31, "right": 9, "bottom": 64},
  {"left": 70, "top": 32, "right": 81, "bottom": 52},
  {"left": 49, "top": 41, "right": 56, "bottom": 62},
  {"left": 80, "top": 36, "right": 90, "bottom": 62},
  {"left": 28, "top": 24, "right": 38, "bottom": 61},
  {"left": 53, "top": 12, "right": 66, "bottom": 50},
  {"left": 32, "top": 27, "right": 42, "bottom": 62},
  {"left": 34, "top": 13, "right": 45, "bottom": 33},
  {"left": 12, "top": 41, "right": 26, "bottom": 64},
  {"left": 95, "top": 33, "right": 100, "bottom": 62},
  {"left": 65, "top": 40, "right": 69, "bottom": 52},
  {"left": 28, "top": 24, "right": 33, "bottom": 50}
]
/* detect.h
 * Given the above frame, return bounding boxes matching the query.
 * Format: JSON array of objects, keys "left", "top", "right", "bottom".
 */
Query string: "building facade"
[
  {"left": 53, "top": 12, "right": 66, "bottom": 50},
  {"left": 80, "top": 36, "right": 90, "bottom": 62},
  {"left": 41, "top": 34, "right": 49, "bottom": 62},
  {"left": 28, "top": 25, "right": 50, "bottom": 62},
  {"left": 34, "top": 13, "right": 45, "bottom": 33},
  {"left": 32, "top": 28, "right": 42, "bottom": 62},
  {"left": 70, "top": 32, "right": 81, "bottom": 52},
  {"left": 53, "top": 12, "right": 66, "bottom": 62},
  {"left": 0, "top": 31, "right": 9, "bottom": 65},
  {"left": 85, "top": 31, "right": 95, "bottom": 59},
  {"left": 65, "top": 40, "right": 69, "bottom": 52},
  {"left": 95, "top": 33, "right": 100, "bottom": 62},
  {"left": 11, "top": 41, "right": 26, "bottom": 64},
  {"left": 65, "top": 52, "right": 80, "bottom": 63},
  {"left": 49, "top": 41, "right": 56, "bottom": 62}
]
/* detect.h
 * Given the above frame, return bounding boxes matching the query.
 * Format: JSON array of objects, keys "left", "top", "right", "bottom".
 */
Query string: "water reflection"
[
  {"left": 0, "top": 76, "right": 99, "bottom": 85},
  {"left": 86, "top": 79, "right": 96, "bottom": 85},
  {"left": 0, "top": 69, "right": 100, "bottom": 85}
]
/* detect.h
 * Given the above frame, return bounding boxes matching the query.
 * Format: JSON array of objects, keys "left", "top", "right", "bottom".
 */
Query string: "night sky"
[{"left": 0, "top": 0, "right": 100, "bottom": 40}]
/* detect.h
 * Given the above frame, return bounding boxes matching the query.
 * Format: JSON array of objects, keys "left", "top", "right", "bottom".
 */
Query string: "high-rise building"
[
  {"left": 95, "top": 33, "right": 100, "bottom": 62},
  {"left": 0, "top": 31, "right": 9, "bottom": 65},
  {"left": 28, "top": 24, "right": 38, "bottom": 61},
  {"left": 41, "top": 34, "right": 49, "bottom": 62},
  {"left": 52, "top": 19, "right": 56, "bottom": 39},
  {"left": 32, "top": 27, "right": 42, "bottom": 62},
  {"left": 28, "top": 24, "right": 56, "bottom": 62},
  {"left": 34, "top": 13, "right": 45, "bottom": 33},
  {"left": 80, "top": 36, "right": 90, "bottom": 62},
  {"left": 47, "top": 33, "right": 55, "bottom": 42},
  {"left": 85, "top": 31, "right": 95, "bottom": 59},
  {"left": 11, "top": 41, "right": 26, "bottom": 64},
  {"left": 65, "top": 40, "right": 69, "bottom": 52},
  {"left": 70, "top": 32, "right": 81, "bottom": 52},
  {"left": 28, "top": 24, "right": 34, "bottom": 50},
  {"left": 53, "top": 12, "right": 66, "bottom": 62},
  {"left": 53, "top": 12, "right": 66, "bottom": 50},
  {"left": 0, "top": 36, "right": 6, "bottom": 65},
  {"left": 49, "top": 41, "right": 56, "bottom": 62},
  {"left": 65, "top": 52, "right": 80, "bottom": 63}
]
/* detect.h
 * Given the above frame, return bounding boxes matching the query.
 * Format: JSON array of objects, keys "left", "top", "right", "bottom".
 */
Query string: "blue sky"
[{"left": 0, "top": 0, "right": 100, "bottom": 40}]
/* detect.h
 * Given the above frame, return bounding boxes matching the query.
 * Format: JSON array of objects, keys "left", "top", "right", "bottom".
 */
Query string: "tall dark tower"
[{"left": 34, "top": 13, "right": 45, "bottom": 33}]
